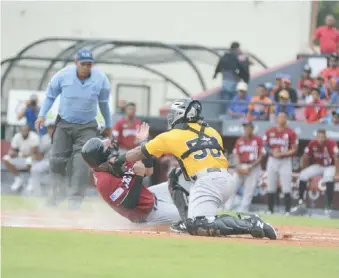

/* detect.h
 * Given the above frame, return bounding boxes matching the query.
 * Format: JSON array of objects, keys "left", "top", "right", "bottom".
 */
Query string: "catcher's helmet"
[
  {"left": 167, "top": 98, "right": 202, "bottom": 129},
  {"left": 81, "top": 137, "right": 119, "bottom": 168}
]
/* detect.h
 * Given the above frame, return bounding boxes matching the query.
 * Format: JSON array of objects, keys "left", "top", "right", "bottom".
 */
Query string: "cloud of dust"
[{"left": 2, "top": 196, "right": 136, "bottom": 231}]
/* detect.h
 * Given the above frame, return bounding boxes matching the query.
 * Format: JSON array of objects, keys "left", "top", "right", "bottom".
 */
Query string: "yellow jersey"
[{"left": 143, "top": 123, "right": 228, "bottom": 177}]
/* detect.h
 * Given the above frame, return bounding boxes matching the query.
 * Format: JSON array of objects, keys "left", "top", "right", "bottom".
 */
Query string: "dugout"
[{"left": 1, "top": 36, "right": 268, "bottom": 130}]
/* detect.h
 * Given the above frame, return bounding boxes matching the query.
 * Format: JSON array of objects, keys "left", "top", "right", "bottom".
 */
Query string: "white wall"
[{"left": 1, "top": 1, "right": 312, "bottom": 115}]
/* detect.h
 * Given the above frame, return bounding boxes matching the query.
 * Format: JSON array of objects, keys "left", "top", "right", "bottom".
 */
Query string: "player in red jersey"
[
  {"left": 81, "top": 137, "right": 186, "bottom": 225},
  {"left": 291, "top": 129, "right": 339, "bottom": 216},
  {"left": 113, "top": 102, "right": 142, "bottom": 153},
  {"left": 263, "top": 112, "right": 298, "bottom": 214},
  {"left": 229, "top": 120, "right": 265, "bottom": 212}
]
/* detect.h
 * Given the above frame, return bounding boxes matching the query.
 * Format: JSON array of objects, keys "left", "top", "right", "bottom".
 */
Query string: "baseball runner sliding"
[{"left": 81, "top": 137, "right": 194, "bottom": 225}]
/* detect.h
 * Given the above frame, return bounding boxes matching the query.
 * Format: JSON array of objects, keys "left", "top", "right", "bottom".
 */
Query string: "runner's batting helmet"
[{"left": 81, "top": 137, "right": 119, "bottom": 168}]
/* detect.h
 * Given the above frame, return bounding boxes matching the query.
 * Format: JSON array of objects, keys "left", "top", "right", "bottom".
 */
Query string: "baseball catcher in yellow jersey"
[{"left": 112, "top": 99, "right": 277, "bottom": 239}]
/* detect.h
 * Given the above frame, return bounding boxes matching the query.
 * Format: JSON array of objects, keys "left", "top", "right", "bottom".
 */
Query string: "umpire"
[
  {"left": 35, "top": 49, "right": 112, "bottom": 209},
  {"left": 213, "top": 42, "right": 250, "bottom": 109}
]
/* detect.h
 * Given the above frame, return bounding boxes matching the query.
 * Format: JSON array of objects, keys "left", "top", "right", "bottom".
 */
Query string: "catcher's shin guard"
[
  {"left": 185, "top": 215, "right": 265, "bottom": 238},
  {"left": 168, "top": 168, "right": 189, "bottom": 221}
]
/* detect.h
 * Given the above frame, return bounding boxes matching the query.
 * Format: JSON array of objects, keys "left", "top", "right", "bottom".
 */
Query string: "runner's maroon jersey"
[
  {"left": 304, "top": 139, "right": 339, "bottom": 166},
  {"left": 93, "top": 162, "right": 155, "bottom": 222},
  {"left": 233, "top": 136, "right": 264, "bottom": 163},
  {"left": 263, "top": 127, "right": 298, "bottom": 154}
]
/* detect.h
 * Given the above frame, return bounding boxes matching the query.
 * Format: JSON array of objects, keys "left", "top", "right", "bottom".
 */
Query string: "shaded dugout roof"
[{"left": 1, "top": 37, "right": 267, "bottom": 97}]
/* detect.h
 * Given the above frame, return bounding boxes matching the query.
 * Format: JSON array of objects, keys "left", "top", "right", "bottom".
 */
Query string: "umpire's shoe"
[
  {"left": 170, "top": 220, "right": 187, "bottom": 233},
  {"left": 238, "top": 213, "right": 278, "bottom": 240}
]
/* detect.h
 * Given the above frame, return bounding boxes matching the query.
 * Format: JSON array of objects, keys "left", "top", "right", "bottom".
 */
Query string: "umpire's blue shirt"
[{"left": 39, "top": 65, "right": 111, "bottom": 127}]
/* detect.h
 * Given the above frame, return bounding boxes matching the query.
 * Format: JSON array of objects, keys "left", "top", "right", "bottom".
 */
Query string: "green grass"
[
  {"left": 1, "top": 195, "right": 104, "bottom": 211},
  {"left": 2, "top": 227, "right": 339, "bottom": 278},
  {"left": 2, "top": 196, "right": 339, "bottom": 278}
]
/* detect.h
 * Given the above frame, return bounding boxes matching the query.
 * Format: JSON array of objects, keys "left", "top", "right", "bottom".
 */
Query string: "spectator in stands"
[
  {"left": 300, "top": 80, "right": 314, "bottom": 103},
  {"left": 26, "top": 123, "right": 54, "bottom": 194},
  {"left": 298, "top": 65, "right": 315, "bottom": 90},
  {"left": 271, "top": 73, "right": 283, "bottom": 99},
  {"left": 247, "top": 84, "right": 272, "bottom": 121},
  {"left": 304, "top": 88, "right": 328, "bottom": 123},
  {"left": 226, "top": 81, "right": 250, "bottom": 119},
  {"left": 113, "top": 102, "right": 142, "bottom": 154},
  {"left": 213, "top": 42, "right": 250, "bottom": 106},
  {"left": 320, "top": 53, "right": 339, "bottom": 82},
  {"left": 275, "top": 90, "right": 295, "bottom": 121},
  {"left": 315, "top": 75, "right": 327, "bottom": 99},
  {"left": 2, "top": 125, "right": 40, "bottom": 191},
  {"left": 329, "top": 78, "right": 339, "bottom": 106},
  {"left": 323, "top": 75, "right": 339, "bottom": 100},
  {"left": 312, "top": 15, "right": 339, "bottom": 54},
  {"left": 17, "top": 94, "right": 46, "bottom": 135},
  {"left": 112, "top": 99, "right": 126, "bottom": 126},
  {"left": 326, "top": 110, "right": 339, "bottom": 125},
  {"left": 275, "top": 76, "right": 298, "bottom": 104}
]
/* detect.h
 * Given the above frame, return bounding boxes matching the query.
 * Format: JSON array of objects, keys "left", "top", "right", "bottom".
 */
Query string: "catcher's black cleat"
[
  {"left": 237, "top": 213, "right": 278, "bottom": 240},
  {"left": 170, "top": 220, "right": 187, "bottom": 233}
]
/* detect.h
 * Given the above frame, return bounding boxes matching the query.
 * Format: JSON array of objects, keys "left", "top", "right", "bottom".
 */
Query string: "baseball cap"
[
  {"left": 265, "top": 82, "right": 274, "bottom": 90},
  {"left": 282, "top": 74, "right": 291, "bottom": 83},
  {"left": 30, "top": 94, "right": 38, "bottom": 101},
  {"left": 242, "top": 120, "right": 254, "bottom": 127},
  {"left": 279, "top": 90, "right": 289, "bottom": 99},
  {"left": 76, "top": 49, "right": 94, "bottom": 62},
  {"left": 275, "top": 73, "right": 284, "bottom": 79},
  {"left": 236, "top": 81, "right": 248, "bottom": 91},
  {"left": 303, "top": 64, "right": 312, "bottom": 72}
]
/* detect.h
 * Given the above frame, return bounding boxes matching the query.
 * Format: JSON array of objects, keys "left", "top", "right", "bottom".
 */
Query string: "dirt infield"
[{"left": 2, "top": 210, "right": 339, "bottom": 248}]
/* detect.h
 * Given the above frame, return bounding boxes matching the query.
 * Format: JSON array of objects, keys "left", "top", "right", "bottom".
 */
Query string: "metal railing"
[{"left": 198, "top": 99, "right": 339, "bottom": 109}]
